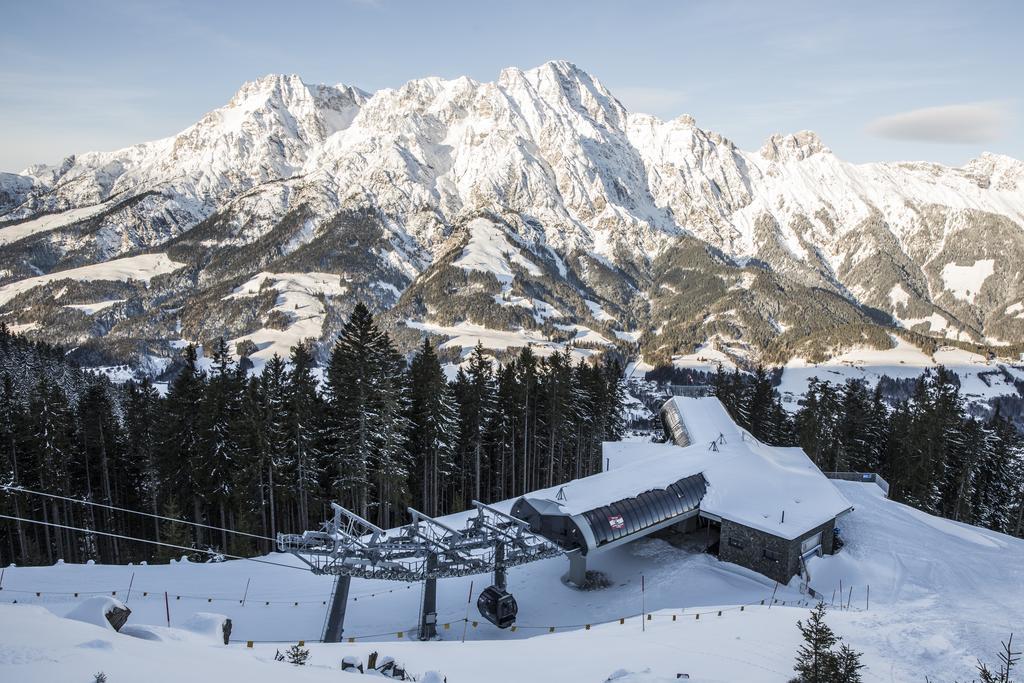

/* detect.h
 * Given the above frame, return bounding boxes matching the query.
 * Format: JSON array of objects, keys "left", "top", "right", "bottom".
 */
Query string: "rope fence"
[
  {"left": 227, "top": 596, "right": 843, "bottom": 645},
  {"left": 0, "top": 584, "right": 411, "bottom": 607}
]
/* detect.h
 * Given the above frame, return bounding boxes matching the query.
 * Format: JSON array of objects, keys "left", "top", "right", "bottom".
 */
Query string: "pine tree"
[
  {"left": 406, "top": 338, "right": 457, "bottom": 516},
  {"left": 0, "top": 373, "right": 28, "bottom": 564},
  {"left": 76, "top": 383, "right": 126, "bottom": 562},
  {"left": 157, "top": 499, "right": 194, "bottom": 562},
  {"left": 791, "top": 603, "right": 839, "bottom": 683},
  {"left": 286, "top": 341, "right": 324, "bottom": 532},
  {"left": 285, "top": 644, "right": 310, "bottom": 665},
  {"left": 124, "top": 379, "right": 162, "bottom": 544},
  {"left": 453, "top": 343, "right": 496, "bottom": 506},
  {"left": 977, "top": 633, "right": 1020, "bottom": 683},
  {"left": 256, "top": 354, "right": 290, "bottom": 540},
  {"left": 200, "top": 338, "right": 247, "bottom": 551},
  {"left": 157, "top": 345, "right": 206, "bottom": 547},
  {"left": 833, "top": 643, "right": 865, "bottom": 683},
  {"left": 746, "top": 365, "right": 775, "bottom": 441},
  {"left": 326, "top": 303, "right": 410, "bottom": 526}
]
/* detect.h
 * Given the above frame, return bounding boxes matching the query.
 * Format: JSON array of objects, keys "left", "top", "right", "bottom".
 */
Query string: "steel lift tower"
[{"left": 278, "top": 501, "right": 563, "bottom": 641}]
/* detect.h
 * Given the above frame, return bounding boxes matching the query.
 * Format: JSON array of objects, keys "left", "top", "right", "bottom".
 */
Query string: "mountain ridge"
[{"left": 1, "top": 61, "right": 1022, "bottom": 378}]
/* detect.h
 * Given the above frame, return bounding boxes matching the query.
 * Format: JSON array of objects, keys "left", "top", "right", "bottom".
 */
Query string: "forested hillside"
[
  {"left": 0, "top": 305, "right": 625, "bottom": 566},
  {"left": 712, "top": 367, "right": 1024, "bottom": 537}
]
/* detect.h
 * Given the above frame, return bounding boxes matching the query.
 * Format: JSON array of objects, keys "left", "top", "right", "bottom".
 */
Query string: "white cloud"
[{"left": 866, "top": 102, "right": 1010, "bottom": 144}]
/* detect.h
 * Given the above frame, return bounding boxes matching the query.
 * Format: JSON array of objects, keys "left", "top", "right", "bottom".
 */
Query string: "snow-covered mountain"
[{"left": 2, "top": 61, "right": 1023, "bottom": 373}]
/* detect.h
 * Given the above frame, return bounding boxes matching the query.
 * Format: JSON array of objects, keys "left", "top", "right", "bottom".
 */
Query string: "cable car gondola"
[{"left": 477, "top": 585, "right": 518, "bottom": 629}]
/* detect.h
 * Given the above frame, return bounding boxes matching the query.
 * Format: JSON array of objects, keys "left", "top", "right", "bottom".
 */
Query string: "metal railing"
[{"left": 823, "top": 472, "right": 889, "bottom": 496}]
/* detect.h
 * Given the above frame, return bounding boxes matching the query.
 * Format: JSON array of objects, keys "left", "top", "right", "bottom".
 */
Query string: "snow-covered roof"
[{"left": 524, "top": 397, "right": 853, "bottom": 541}]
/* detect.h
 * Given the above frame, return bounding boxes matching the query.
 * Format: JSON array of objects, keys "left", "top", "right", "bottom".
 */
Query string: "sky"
[{"left": 1, "top": 0, "right": 1021, "bottom": 173}]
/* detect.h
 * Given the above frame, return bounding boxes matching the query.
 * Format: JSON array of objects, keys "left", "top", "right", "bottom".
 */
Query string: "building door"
[{"left": 800, "top": 531, "right": 822, "bottom": 556}]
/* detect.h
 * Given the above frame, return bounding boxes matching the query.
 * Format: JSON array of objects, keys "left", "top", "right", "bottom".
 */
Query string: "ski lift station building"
[{"left": 511, "top": 397, "right": 853, "bottom": 585}]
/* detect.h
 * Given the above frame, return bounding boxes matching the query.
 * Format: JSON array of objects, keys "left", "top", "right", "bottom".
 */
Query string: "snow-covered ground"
[
  {"left": 223, "top": 271, "right": 348, "bottom": 371},
  {"left": 0, "top": 253, "right": 184, "bottom": 307},
  {"left": 406, "top": 320, "right": 606, "bottom": 364},
  {"left": 0, "top": 202, "right": 112, "bottom": 246},
  {"left": 777, "top": 338, "right": 1023, "bottom": 408},
  {"left": 2, "top": 482, "right": 1021, "bottom": 682}
]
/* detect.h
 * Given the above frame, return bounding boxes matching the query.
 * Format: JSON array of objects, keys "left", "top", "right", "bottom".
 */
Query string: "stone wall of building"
[{"left": 718, "top": 518, "right": 836, "bottom": 584}]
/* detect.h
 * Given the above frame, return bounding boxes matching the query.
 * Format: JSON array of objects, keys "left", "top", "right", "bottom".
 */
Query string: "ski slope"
[{"left": 1, "top": 482, "right": 1021, "bottom": 682}]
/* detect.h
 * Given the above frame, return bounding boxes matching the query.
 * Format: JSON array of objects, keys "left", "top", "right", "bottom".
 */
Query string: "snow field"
[
  {"left": 0, "top": 202, "right": 112, "bottom": 246},
  {"left": 2, "top": 482, "right": 1022, "bottom": 681},
  {"left": 0, "top": 253, "right": 185, "bottom": 307},
  {"left": 224, "top": 271, "right": 348, "bottom": 371}
]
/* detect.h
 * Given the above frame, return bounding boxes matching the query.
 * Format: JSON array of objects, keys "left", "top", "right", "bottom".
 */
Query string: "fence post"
[
  {"left": 866, "top": 585, "right": 870, "bottom": 611},
  {"left": 242, "top": 577, "right": 251, "bottom": 607},
  {"left": 461, "top": 580, "right": 473, "bottom": 644},
  {"left": 164, "top": 591, "right": 171, "bottom": 627}
]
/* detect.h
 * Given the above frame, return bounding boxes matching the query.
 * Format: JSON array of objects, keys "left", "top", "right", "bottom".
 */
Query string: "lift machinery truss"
[{"left": 277, "top": 500, "right": 563, "bottom": 641}]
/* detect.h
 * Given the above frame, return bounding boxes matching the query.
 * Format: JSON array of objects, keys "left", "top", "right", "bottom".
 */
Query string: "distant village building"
[{"left": 512, "top": 397, "right": 853, "bottom": 585}]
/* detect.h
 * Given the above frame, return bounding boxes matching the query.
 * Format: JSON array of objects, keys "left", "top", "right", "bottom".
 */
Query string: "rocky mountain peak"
[{"left": 759, "top": 130, "right": 830, "bottom": 162}]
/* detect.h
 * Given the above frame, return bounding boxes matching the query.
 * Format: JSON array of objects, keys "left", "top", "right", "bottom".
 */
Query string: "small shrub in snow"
[
  {"left": 285, "top": 644, "right": 310, "bottom": 666},
  {"left": 976, "top": 633, "right": 1020, "bottom": 683},
  {"left": 790, "top": 603, "right": 864, "bottom": 683},
  {"left": 93, "top": 673, "right": 108, "bottom": 683}
]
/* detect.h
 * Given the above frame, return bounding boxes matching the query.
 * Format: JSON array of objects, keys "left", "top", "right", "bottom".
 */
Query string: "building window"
[
  {"left": 763, "top": 548, "right": 779, "bottom": 562},
  {"left": 800, "top": 531, "right": 823, "bottom": 556},
  {"left": 727, "top": 537, "right": 744, "bottom": 550}
]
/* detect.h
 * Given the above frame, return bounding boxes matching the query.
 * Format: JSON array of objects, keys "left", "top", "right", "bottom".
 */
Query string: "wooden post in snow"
[
  {"left": 768, "top": 581, "right": 778, "bottom": 609},
  {"left": 164, "top": 591, "right": 171, "bottom": 627},
  {"left": 461, "top": 580, "right": 474, "bottom": 644}
]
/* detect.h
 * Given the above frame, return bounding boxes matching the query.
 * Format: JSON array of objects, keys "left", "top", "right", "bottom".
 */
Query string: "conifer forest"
[{"left": 1, "top": 304, "right": 1023, "bottom": 568}]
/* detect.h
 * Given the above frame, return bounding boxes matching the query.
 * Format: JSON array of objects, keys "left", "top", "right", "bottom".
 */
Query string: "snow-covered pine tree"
[
  {"left": 370, "top": 331, "right": 412, "bottom": 528},
  {"left": 514, "top": 346, "right": 538, "bottom": 495},
  {"left": 157, "top": 344, "right": 207, "bottom": 547},
  {"left": 75, "top": 383, "right": 127, "bottom": 563},
  {"left": 0, "top": 373, "right": 28, "bottom": 564},
  {"left": 199, "top": 338, "right": 247, "bottom": 551},
  {"left": 327, "top": 303, "right": 411, "bottom": 527},
  {"left": 26, "top": 373, "right": 78, "bottom": 563},
  {"left": 254, "top": 354, "right": 290, "bottom": 542},
  {"left": 286, "top": 340, "right": 324, "bottom": 532},
  {"left": 795, "top": 378, "right": 842, "bottom": 471},
  {"left": 123, "top": 378, "right": 162, "bottom": 545},
  {"left": 940, "top": 416, "right": 991, "bottom": 523},
  {"left": 536, "top": 349, "right": 575, "bottom": 488},
  {"left": 453, "top": 343, "right": 496, "bottom": 507},
  {"left": 746, "top": 365, "right": 775, "bottom": 441},
  {"left": 406, "top": 338, "right": 457, "bottom": 516}
]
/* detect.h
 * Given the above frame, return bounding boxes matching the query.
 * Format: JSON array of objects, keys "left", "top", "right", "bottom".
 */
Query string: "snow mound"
[
  {"left": 181, "top": 612, "right": 231, "bottom": 645},
  {"left": 64, "top": 596, "right": 129, "bottom": 632},
  {"left": 120, "top": 624, "right": 165, "bottom": 641}
]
